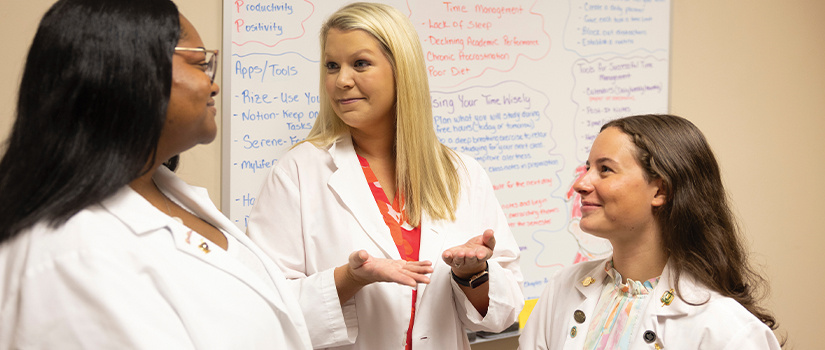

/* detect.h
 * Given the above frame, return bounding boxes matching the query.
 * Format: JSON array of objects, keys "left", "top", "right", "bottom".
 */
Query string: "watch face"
[{"left": 470, "top": 271, "right": 489, "bottom": 288}]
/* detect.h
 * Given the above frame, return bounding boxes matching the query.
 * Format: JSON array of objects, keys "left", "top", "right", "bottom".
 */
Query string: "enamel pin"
[{"left": 660, "top": 288, "right": 675, "bottom": 306}]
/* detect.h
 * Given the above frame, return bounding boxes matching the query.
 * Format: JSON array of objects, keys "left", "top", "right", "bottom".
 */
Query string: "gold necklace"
[{"left": 153, "top": 180, "right": 183, "bottom": 224}]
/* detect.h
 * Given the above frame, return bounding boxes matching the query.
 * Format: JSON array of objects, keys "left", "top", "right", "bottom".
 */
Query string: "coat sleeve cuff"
[
  {"left": 451, "top": 260, "right": 524, "bottom": 332},
  {"left": 291, "top": 268, "right": 358, "bottom": 348}
]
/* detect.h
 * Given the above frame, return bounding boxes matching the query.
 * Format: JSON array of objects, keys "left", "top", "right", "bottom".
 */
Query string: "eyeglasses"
[{"left": 174, "top": 47, "right": 219, "bottom": 84}]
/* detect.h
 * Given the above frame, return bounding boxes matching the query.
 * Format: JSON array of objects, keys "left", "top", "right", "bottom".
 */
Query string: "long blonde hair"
[{"left": 304, "top": 2, "right": 460, "bottom": 226}]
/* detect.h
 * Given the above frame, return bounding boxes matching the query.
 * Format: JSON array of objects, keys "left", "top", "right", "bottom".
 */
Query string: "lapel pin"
[
  {"left": 581, "top": 276, "right": 595, "bottom": 287},
  {"left": 660, "top": 288, "right": 674, "bottom": 306},
  {"left": 199, "top": 240, "right": 211, "bottom": 254},
  {"left": 573, "top": 310, "right": 586, "bottom": 323}
]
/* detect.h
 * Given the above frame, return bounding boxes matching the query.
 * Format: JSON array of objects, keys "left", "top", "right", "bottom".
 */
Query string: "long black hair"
[{"left": 0, "top": 0, "right": 180, "bottom": 242}]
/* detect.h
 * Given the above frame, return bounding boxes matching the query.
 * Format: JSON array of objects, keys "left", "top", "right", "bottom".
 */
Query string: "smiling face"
[
  {"left": 573, "top": 127, "right": 666, "bottom": 245},
  {"left": 323, "top": 28, "right": 396, "bottom": 135},
  {"left": 158, "top": 15, "right": 220, "bottom": 160}
]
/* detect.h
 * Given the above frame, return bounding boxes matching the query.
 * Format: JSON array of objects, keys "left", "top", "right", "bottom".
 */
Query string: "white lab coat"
[
  {"left": 519, "top": 258, "right": 781, "bottom": 349},
  {"left": 0, "top": 167, "right": 314, "bottom": 350},
  {"left": 247, "top": 135, "right": 524, "bottom": 350}
]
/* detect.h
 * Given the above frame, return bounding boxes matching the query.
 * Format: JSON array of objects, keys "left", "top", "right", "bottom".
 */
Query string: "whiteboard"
[{"left": 221, "top": 0, "right": 670, "bottom": 300}]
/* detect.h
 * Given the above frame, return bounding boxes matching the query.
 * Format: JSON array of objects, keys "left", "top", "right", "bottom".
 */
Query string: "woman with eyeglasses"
[{"left": 0, "top": 0, "right": 432, "bottom": 348}]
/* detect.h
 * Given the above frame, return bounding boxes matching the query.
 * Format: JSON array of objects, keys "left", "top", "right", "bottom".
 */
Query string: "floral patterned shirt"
[{"left": 584, "top": 260, "right": 660, "bottom": 349}]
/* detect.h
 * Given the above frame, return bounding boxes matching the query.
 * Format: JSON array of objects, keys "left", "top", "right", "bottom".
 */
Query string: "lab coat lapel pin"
[{"left": 660, "top": 288, "right": 675, "bottom": 306}]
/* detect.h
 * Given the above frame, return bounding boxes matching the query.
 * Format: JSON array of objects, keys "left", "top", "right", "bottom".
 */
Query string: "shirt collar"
[{"left": 604, "top": 259, "right": 660, "bottom": 296}]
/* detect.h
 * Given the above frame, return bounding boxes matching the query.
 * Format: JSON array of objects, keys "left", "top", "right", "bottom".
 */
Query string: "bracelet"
[{"left": 451, "top": 262, "right": 489, "bottom": 288}]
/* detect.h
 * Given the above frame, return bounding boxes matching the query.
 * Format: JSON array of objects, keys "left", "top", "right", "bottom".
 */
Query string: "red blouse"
[{"left": 357, "top": 155, "right": 421, "bottom": 350}]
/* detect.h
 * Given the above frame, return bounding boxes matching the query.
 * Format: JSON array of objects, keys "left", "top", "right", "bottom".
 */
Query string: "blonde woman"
[{"left": 247, "top": 2, "right": 524, "bottom": 349}]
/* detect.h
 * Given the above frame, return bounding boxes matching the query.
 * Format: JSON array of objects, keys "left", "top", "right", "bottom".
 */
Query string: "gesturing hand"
[
  {"left": 442, "top": 229, "right": 496, "bottom": 278},
  {"left": 346, "top": 250, "right": 433, "bottom": 288}
]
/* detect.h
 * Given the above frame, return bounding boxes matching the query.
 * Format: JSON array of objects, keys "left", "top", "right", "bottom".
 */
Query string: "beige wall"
[
  {"left": 670, "top": 1, "right": 825, "bottom": 348},
  {"left": 1, "top": 1, "right": 821, "bottom": 348}
]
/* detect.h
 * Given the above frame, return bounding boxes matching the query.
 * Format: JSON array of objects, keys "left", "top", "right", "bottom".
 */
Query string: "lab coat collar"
[
  {"left": 101, "top": 182, "right": 168, "bottom": 236},
  {"left": 153, "top": 166, "right": 240, "bottom": 238},
  {"left": 571, "top": 257, "right": 704, "bottom": 318},
  {"left": 573, "top": 259, "right": 611, "bottom": 301},
  {"left": 647, "top": 261, "right": 710, "bottom": 318},
  {"left": 327, "top": 135, "right": 402, "bottom": 260},
  {"left": 326, "top": 136, "right": 468, "bottom": 300},
  {"left": 101, "top": 168, "right": 304, "bottom": 328},
  {"left": 100, "top": 167, "right": 236, "bottom": 239}
]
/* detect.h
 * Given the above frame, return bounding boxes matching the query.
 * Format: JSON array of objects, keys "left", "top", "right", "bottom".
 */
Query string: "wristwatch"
[{"left": 451, "top": 263, "right": 489, "bottom": 288}]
